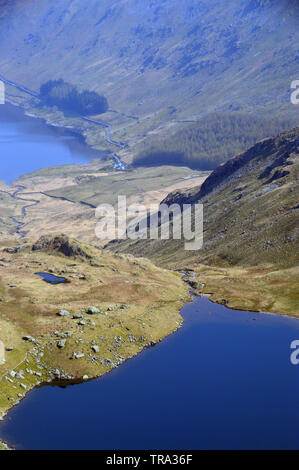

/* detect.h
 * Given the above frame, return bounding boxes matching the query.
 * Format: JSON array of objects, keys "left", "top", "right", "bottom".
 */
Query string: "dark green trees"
[
  {"left": 40, "top": 79, "right": 108, "bottom": 115},
  {"left": 133, "top": 113, "right": 295, "bottom": 170}
]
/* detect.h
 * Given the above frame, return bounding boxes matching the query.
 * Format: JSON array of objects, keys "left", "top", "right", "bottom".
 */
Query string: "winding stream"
[{"left": 10, "top": 186, "right": 40, "bottom": 238}]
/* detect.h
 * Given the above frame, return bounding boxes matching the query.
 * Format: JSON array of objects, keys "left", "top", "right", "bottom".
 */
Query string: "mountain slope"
[
  {"left": 107, "top": 127, "right": 299, "bottom": 315},
  {"left": 0, "top": 0, "right": 298, "bottom": 161},
  {"left": 133, "top": 112, "right": 295, "bottom": 169}
]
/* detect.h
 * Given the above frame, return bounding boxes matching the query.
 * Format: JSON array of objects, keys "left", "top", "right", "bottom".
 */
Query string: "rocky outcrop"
[
  {"left": 196, "top": 128, "right": 299, "bottom": 200},
  {"left": 161, "top": 188, "right": 198, "bottom": 207},
  {"left": 32, "top": 234, "right": 92, "bottom": 259}
]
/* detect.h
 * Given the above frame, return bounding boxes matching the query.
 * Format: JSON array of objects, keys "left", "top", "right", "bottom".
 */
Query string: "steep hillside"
[
  {"left": 0, "top": 0, "right": 298, "bottom": 162},
  {"left": 107, "top": 127, "right": 299, "bottom": 315}
]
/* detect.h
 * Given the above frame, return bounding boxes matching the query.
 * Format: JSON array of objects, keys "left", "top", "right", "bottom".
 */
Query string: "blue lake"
[
  {"left": 0, "top": 296, "right": 298, "bottom": 450},
  {"left": 0, "top": 103, "right": 102, "bottom": 184}
]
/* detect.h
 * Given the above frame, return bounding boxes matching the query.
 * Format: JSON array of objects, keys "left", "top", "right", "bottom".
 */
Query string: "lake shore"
[
  {"left": 1, "top": 288, "right": 298, "bottom": 450},
  {"left": 0, "top": 236, "right": 189, "bottom": 450},
  {"left": 4, "top": 80, "right": 126, "bottom": 166}
]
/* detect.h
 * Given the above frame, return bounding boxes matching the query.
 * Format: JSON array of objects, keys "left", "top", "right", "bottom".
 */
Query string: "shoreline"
[
  {"left": 188, "top": 269, "right": 299, "bottom": 320},
  {"left": 0, "top": 302, "right": 187, "bottom": 451},
  {"left": 185, "top": 270, "right": 299, "bottom": 319},
  {"left": 1, "top": 287, "right": 298, "bottom": 450},
  {"left": 6, "top": 99, "right": 109, "bottom": 162},
  {"left": 0, "top": 82, "right": 297, "bottom": 450},
  {"left": 5, "top": 91, "right": 128, "bottom": 172},
  {"left": 0, "top": 239, "right": 190, "bottom": 450}
]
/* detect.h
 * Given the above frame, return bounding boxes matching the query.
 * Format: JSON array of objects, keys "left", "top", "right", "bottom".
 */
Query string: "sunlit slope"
[
  {"left": 107, "top": 127, "right": 299, "bottom": 315},
  {"left": 0, "top": 234, "right": 188, "bottom": 420}
]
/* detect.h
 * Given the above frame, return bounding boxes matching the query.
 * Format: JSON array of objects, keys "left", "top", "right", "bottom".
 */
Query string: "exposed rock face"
[
  {"left": 160, "top": 129, "right": 299, "bottom": 208},
  {"left": 161, "top": 189, "right": 198, "bottom": 208},
  {"left": 32, "top": 234, "right": 91, "bottom": 259},
  {"left": 196, "top": 129, "right": 299, "bottom": 200}
]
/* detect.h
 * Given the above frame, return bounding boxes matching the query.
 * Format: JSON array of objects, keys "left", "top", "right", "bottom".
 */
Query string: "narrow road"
[
  {"left": 81, "top": 117, "right": 125, "bottom": 148},
  {"left": 0, "top": 74, "right": 39, "bottom": 98},
  {"left": 81, "top": 117, "right": 128, "bottom": 169}
]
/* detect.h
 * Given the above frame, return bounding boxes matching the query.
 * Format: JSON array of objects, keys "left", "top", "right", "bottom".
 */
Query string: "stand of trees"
[
  {"left": 40, "top": 79, "right": 108, "bottom": 115},
  {"left": 133, "top": 113, "right": 295, "bottom": 170}
]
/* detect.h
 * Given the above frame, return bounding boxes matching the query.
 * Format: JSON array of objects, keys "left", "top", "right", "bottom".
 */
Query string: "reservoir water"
[
  {"left": 0, "top": 103, "right": 102, "bottom": 184},
  {"left": 0, "top": 296, "right": 298, "bottom": 450},
  {"left": 0, "top": 103, "right": 298, "bottom": 450}
]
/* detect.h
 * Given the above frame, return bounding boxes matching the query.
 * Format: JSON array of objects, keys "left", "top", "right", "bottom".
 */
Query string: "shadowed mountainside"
[
  {"left": 133, "top": 113, "right": 295, "bottom": 169},
  {"left": 0, "top": 0, "right": 298, "bottom": 164}
]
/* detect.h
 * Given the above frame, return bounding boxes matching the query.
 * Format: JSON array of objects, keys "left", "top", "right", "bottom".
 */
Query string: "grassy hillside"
[
  {"left": 107, "top": 127, "right": 299, "bottom": 316},
  {"left": 0, "top": 234, "right": 188, "bottom": 425},
  {"left": 44, "top": 166, "right": 208, "bottom": 207}
]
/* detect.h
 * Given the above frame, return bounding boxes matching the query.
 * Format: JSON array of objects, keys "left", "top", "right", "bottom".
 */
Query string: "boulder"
[
  {"left": 86, "top": 306, "right": 100, "bottom": 315},
  {"left": 22, "top": 335, "right": 36, "bottom": 343},
  {"left": 72, "top": 314, "right": 83, "bottom": 319},
  {"left": 72, "top": 352, "right": 85, "bottom": 359},
  {"left": 57, "top": 310, "right": 70, "bottom": 317},
  {"left": 57, "top": 339, "right": 66, "bottom": 349}
]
